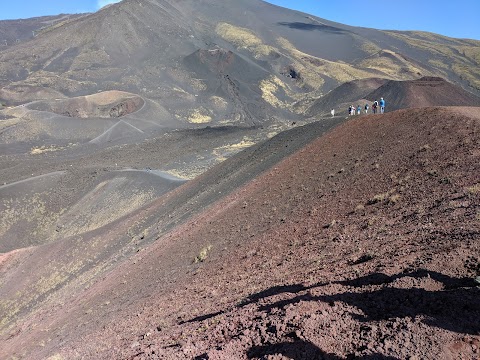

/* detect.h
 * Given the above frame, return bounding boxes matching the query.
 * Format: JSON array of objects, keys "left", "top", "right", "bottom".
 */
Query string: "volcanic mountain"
[
  {"left": 1, "top": 0, "right": 479, "bottom": 112},
  {"left": 0, "top": 1, "right": 480, "bottom": 358},
  {"left": 1, "top": 0, "right": 479, "bottom": 179}
]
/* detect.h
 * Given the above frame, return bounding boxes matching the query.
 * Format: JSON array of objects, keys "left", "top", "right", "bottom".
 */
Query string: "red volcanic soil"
[{"left": 2, "top": 107, "right": 480, "bottom": 359}]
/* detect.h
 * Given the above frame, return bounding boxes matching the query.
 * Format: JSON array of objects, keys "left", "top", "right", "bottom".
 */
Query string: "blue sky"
[
  {"left": 0, "top": 0, "right": 121, "bottom": 19},
  {"left": 0, "top": 0, "right": 479, "bottom": 40}
]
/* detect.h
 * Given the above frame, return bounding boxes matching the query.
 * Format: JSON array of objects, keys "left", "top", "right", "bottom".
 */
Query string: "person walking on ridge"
[
  {"left": 349, "top": 105, "right": 355, "bottom": 116},
  {"left": 372, "top": 99, "right": 378, "bottom": 114},
  {"left": 364, "top": 103, "right": 369, "bottom": 114},
  {"left": 357, "top": 105, "right": 361, "bottom": 115},
  {"left": 380, "top": 97, "right": 386, "bottom": 113}
]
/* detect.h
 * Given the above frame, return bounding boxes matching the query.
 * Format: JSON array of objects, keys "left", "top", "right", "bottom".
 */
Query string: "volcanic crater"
[{"left": 26, "top": 90, "right": 145, "bottom": 119}]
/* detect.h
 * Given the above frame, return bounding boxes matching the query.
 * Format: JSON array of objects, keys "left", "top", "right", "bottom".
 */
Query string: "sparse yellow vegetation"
[
  {"left": 355, "top": 204, "right": 366, "bottom": 212},
  {"left": 467, "top": 183, "right": 480, "bottom": 194},
  {"left": 260, "top": 75, "right": 288, "bottom": 108},
  {"left": 173, "top": 86, "right": 190, "bottom": 95},
  {"left": 188, "top": 108, "right": 212, "bottom": 124},
  {"left": 194, "top": 245, "right": 212, "bottom": 263},
  {"left": 35, "top": 271, "right": 70, "bottom": 294},
  {"left": 389, "top": 194, "right": 402, "bottom": 204},
  {"left": 0, "top": 298, "right": 22, "bottom": 329},
  {"left": 215, "top": 23, "right": 275, "bottom": 58},
  {"left": 0, "top": 192, "right": 61, "bottom": 239},
  {"left": 385, "top": 31, "right": 480, "bottom": 91},
  {"left": 460, "top": 46, "right": 480, "bottom": 64},
  {"left": 30, "top": 145, "right": 65, "bottom": 155},
  {"left": 209, "top": 96, "right": 228, "bottom": 110},
  {"left": 190, "top": 78, "right": 207, "bottom": 91},
  {"left": 163, "top": 169, "right": 193, "bottom": 180},
  {"left": 213, "top": 138, "right": 256, "bottom": 162},
  {"left": 70, "top": 49, "right": 111, "bottom": 70},
  {"left": 37, "top": 17, "right": 77, "bottom": 36},
  {"left": 277, "top": 37, "right": 375, "bottom": 86},
  {"left": 359, "top": 38, "right": 382, "bottom": 54},
  {"left": 0, "top": 257, "right": 87, "bottom": 332},
  {"left": 367, "top": 189, "right": 400, "bottom": 205},
  {"left": 47, "top": 354, "right": 64, "bottom": 360},
  {"left": 428, "top": 59, "right": 449, "bottom": 70},
  {"left": 275, "top": 38, "right": 325, "bottom": 90},
  {"left": 20, "top": 70, "right": 96, "bottom": 93},
  {"left": 358, "top": 49, "right": 427, "bottom": 79},
  {"left": 60, "top": 180, "right": 155, "bottom": 237},
  {"left": 427, "top": 169, "right": 439, "bottom": 177},
  {"left": 216, "top": 23, "right": 262, "bottom": 48},
  {"left": 452, "top": 63, "right": 480, "bottom": 89},
  {"left": 368, "top": 192, "right": 389, "bottom": 204}
]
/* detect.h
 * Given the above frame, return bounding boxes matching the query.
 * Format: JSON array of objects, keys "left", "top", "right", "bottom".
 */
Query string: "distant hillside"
[
  {"left": 366, "top": 77, "right": 480, "bottom": 111},
  {"left": 0, "top": 14, "right": 86, "bottom": 47},
  {"left": 304, "top": 76, "right": 480, "bottom": 116}
]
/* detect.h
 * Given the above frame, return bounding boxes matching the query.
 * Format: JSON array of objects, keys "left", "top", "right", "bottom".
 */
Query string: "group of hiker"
[
  {"left": 348, "top": 98, "right": 385, "bottom": 115},
  {"left": 331, "top": 97, "right": 386, "bottom": 117}
]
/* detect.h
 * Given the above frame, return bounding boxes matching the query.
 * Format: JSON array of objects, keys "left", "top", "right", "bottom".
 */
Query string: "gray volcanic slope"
[{"left": 0, "top": 0, "right": 478, "bottom": 152}]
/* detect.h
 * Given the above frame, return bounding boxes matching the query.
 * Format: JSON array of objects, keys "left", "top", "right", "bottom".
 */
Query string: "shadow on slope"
[
  {"left": 277, "top": 22, "right": 350, "bottom": 34},
  {"left": 247, "top": 340, "right": 398, "bottom": 360},
  {"left": 241, "top": 270, "right": 478, "bottom": 359},
  {"left": 248, "top": 270, "right": 480, "bottom": 335},
  {"left": 186, "top": 269, "right": 479, "bottom": 336}
]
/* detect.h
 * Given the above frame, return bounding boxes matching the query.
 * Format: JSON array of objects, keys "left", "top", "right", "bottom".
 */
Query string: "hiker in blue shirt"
[
  {"left": 379, "top": 97, "right": 386, "bottom": 113},
  {"left": 357, "top": 105, "right": 361, "bottom": 115}
]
